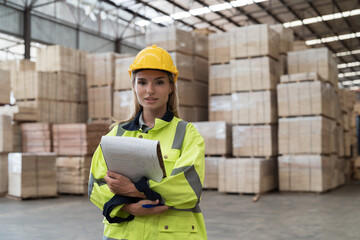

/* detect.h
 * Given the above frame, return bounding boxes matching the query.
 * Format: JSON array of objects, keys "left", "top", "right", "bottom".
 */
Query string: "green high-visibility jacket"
[{"left": 88, "top": 110, "right": 207, "bottom": 240}]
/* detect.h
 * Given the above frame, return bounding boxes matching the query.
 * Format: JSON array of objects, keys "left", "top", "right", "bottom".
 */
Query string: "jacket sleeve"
[
  {"left": 88, "top": 125, "right": 131, "bottom": 220},
  {"left": 148, "top": 123, "right": 205, "bottom": 210}
]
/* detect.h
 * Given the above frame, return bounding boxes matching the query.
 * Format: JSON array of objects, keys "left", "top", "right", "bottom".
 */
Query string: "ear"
[{"left": 169, "top": 82, "right": 174, "bottom": 94}]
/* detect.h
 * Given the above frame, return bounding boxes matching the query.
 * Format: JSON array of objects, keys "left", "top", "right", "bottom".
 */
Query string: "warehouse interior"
[{"left": 0, "top": 0, "right": 360, "bottom": 239}]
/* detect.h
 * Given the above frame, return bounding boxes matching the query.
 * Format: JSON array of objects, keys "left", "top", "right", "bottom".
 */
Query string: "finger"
[
  {"left": 140, "top": 199, "right": 158, "bottom": 205},
  {"left": 106, "top": 171, "right": 119, "bottom": 179}
]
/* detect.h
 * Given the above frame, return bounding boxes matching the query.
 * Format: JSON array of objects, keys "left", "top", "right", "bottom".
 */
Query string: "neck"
[{"left": 142, "top": 107, "right": 167, "bottom": 128}]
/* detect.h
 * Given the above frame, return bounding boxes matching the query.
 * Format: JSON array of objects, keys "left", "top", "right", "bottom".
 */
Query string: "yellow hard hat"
[{"left": 128, "top": 45, "right": 179, "bottom": 83}]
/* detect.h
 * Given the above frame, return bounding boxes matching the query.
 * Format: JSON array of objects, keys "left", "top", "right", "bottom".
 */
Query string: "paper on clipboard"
[{"left": 100, "top": 136, "right": 166, "bottom": 183}]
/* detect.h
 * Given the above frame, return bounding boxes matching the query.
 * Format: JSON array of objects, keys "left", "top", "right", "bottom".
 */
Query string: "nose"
[{"left": 146, "top": 82, "right": 155, "bottom": 94}]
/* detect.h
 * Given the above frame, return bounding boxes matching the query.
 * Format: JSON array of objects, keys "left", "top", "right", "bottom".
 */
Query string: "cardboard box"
[
  {"left": 278, "top": 155, "right": 336, "bottom": 192},
  {"left": 145, "top": 26, "right": 193, "bottom": 55},
  {"left": 0, "top": 70, "right": 10, "bottom": 104},
  {"left": 8, "top": 153, "right": 57, "bottom": 199},
  {"left": 203, "top": 157, "right": 222, "bottom": 189},
  {"left": 209, "top": 95, "right": 232, "bottom": 123},
  {"left": 0, "top": 115, "right": 13, "bottom": 152},
  {"left": 232, "top": 91, "right": 278, "bottom": 124},
  {"left": 53, "top": 123, "right": 108, "bottom": 155},
  {"left": 232, "top": 125, "right": 277, "bottom": 157},
  {"left": 218, "top": 158, "right": 277, "bottom": 194},
  {"left": 230, "top": 24, "right": 279, "bottom": 60},
  {"left": 88, "top": 86, "right": 113, "bottom": 119},
  {"left": 209, "top": 32, "right": 231, "bottom": 64},
  {"left": 277, "top": 80, "right": 336, "bottom": 118},
  {"left": 113, "top": 90, "right": 132, "bottom": 121},
  {"left": 279, "top": 116, "right": 337, "bottom": 155},
  {"left": 192, "top": 32, "right": 208, "bottom": 58},
  {"left": 114, "top": 56, "right": 135, "bottom": 91},
  {"left": 192, "top": 121, "right": 232, "bottom": 155},
  {"left": 56, "top": 156, "right": 92, "bottom": 195},
  {"left": 209, "top": 64, "right": 231, "bottom": 95},
  {"left": 288, "top": 48, "right": 338, "bottom": 86},
  {"left": 231, "top": 57, "right": 279, "bottom": 92},
  {"left": 270, "top": 24, "right": 294, "bottom": 54},
  {"left": 21, "top": 123, "right": 52, "bottom": 153}
]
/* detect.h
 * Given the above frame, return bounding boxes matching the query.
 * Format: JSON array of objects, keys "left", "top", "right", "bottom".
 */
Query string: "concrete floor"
[{"left": 0, "top": 182, "right": 359, "bottom": 240}]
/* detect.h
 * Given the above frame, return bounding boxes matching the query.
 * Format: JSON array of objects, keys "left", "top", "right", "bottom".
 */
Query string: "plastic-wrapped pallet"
[
  {"left": 203, "top": 157, "right": 223, "bottom": 189},
  {"left": 114, "top": 56, "right": 136, "bottom": 91},
  {"left": 192, "top": 32, "right": 208, "bottom": 58},
  {"left": 8, "top": 153, "right": 57, "bottom": 199},
  {"left": 21, "top": 123, "right": 52, "bottom": 153},
  {"left": 0, "top": 115, "right": 13, "bottom": 152},
  {"left": 231, "top": 57, "right": 279, "bottom": 91},
  {"left": 218, "top": 158, "right": 277, "bottom": 194},
  {"left": 230, "top": 24, "right": 279, "bottom": 60},
  {"left": 209, "top": 95, "right": 232, "bottom": 123},
  {"left": 232, "top": 125, "right": 277, "bottom": 157},
  {"left": 209, "top": 64, "right": 231, "bottom": 95},
  {"left": 192, "top": 121, "right": 232, "bottom": 155},
  {"left": 270, "top": 24, "right": 294, "bottom": 54},
  {"left": 209, "top": 32, "right": 231, "bottom": 64},
  {"left": 113, "top": 90, "right": 132, "bottom": 121},
  {"left": 169, "top": 52, "right": 194, "bottom": 81},
  {"left": 88, "top": 86, "right": 113, "bottom": 121}
]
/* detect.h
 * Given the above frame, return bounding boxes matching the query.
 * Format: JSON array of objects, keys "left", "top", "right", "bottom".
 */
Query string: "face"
[{"left": 134, "top": 70, "right": 174, "bottom": 113}]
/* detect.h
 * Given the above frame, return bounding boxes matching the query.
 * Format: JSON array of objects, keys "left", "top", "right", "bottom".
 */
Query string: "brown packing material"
[
  {"left": 209, "top": 95, "right": 232, "bottom": 123},
  {"left": 278, "top": 116, "right": 337, "bottom": 155},
  {"left": 209, "top": 32, "right": 231, "bottom": 64},
  {"left": 203, "top": 157, "right": 223, "bottom": 189},
  {"left": 209, "top": 64, "right": 231, "bottom": 95},
  {"left": 37, "top": 45, "right": 87, "bottom": 74},
  {"left": 278, "top": 155, "right": 336, "bottom": 192},
  {"left": 277, "top": 80, "right": 336, "bottom": 118},
  {"left": 8, "top": 153, "right": 57, "bottom": 199},
  {"left": 21, "top": 123, "right": 52, "bottom": 153},
  {"left": 0, "top": 115, "right": 13, "bottom": 152},
  {"left": 218, "top": 158, "right": 277, "bottom": 194},
  {"left": 0, "top": 153, "right": 7, "bottom": 195},
  {"left": 230, "top": 24, "right": 279, "bottom": 60},
  {"left": 0, "top": 70, "right": 10, "bottom": 104},
  {"left": 194, "top": 56, "right": 209, "bottom": 83},
  {"left": 53, "top": 123, "right": 109, "bottom": 155},
  {"left": 114, "top": 56, "right": 134, "bottom": 91},
  {"left": 178, "top": 106, "right": 208, "bottom": 122},
  {"left": 87, "top": 52, "right": 126, "bottom": 87},
  {"left": 192, "top": 32, "right": 208, "bottom": 58},
  {"left": 145, "top": 26, "right": 193, "bottom": 55},
  {"left": 270, "top": 24, "right": 294, "bottom": 54},
  {"left": 231, "top": 57, "right": 279, "bottom": 92},
  {"left": 192, "top": 121, "right": 232, "bottom": 155},
  {"left": 88, "top": 86, "right": 113, "bottom": 119},
  {"left": 232, "top": 125, "right": 277, "bottom": 157},
  {"left": 113, "top": 90, "right": 132, "bottom": 121},
  {"left": 56, "top": 156, "right": 91, "bottom": 195},
  {"left": 169, "top": 52, "right": 194, "bottom": 81},
  {"left": 232, "top": 91, "right": 278, "bottom": 124},
  {"left": 287, "top": 48, "right": 338, "bottom": 86}
]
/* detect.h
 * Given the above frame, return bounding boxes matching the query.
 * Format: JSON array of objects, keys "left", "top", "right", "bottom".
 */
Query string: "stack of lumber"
[
  {"left": 21, "top": 123, "right": 52, "bottom": 153},
  {"left": 52, "top": 123, "right": 108, "bottom": 195},
  {"left": 146, "top": 26, "right": 209, "bottom": 122},
  {"left": 12, "top": 45, "right": 88, "bottom": 123},
  {"left": 278, "top": 47, "right": 341, "bottom": 192},
  {"left": 8, "top": 153, "right": 57, "bottom": 199},
  {"left": 0, "top": 115, "right": 13, "bottom": 196},
  {"left": 87, "top": 52, "right": 130, "bottom": 123}
]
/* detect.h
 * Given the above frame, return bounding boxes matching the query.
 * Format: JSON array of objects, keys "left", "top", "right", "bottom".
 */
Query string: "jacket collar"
[{"left": 122, "top": 109, "right": 174, "bottom": 131}]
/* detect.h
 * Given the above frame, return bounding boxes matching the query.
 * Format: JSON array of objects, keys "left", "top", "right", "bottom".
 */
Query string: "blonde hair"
[{"left": 111, "top": 70, "right": 180, "bottom": 129}]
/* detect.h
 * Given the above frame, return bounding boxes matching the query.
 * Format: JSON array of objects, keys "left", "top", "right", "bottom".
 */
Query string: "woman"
[{"left": 88, "top": 45, "right": 207, "bottom": 240}]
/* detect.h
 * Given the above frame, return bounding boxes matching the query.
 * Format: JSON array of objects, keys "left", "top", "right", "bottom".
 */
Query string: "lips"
[{"left": 144, "top": 97, "right": 158, "bottom": 103}]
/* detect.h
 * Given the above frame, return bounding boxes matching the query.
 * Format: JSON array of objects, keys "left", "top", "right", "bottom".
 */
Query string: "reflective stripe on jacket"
[{"left": 88, "top": 110, "right": 207, "bottom": 240}]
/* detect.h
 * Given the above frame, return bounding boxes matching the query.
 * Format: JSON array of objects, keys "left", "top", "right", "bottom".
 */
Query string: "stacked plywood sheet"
[
  {"left": 203, "top": 157, "right": 223, "bottom": 189},
  {"left": 56, "top": 156, "right": 91, "bottom": 195},
  {"left": 209, "top": 32, "right": 231, "bottom": 64},
  {"left": 52, "top": 123, "right": 108, "bottom": 155},
  {"left": 8, "top": 153, "right": 57, "bottom": 199},
  {"left": 209, "top": 95, "right": 232, "bottom": 123},
  {"left": 21, "top": 123, "right": 52, "bottom": 153},
  {"left": 146, "top": 26, "right": 209, "bottom": 121},
  {"left": 218, "top": 158, "right": 277, "bottom": 194},
  {"left": 0, "top": 70, "right": 10, "bottom": 104}
]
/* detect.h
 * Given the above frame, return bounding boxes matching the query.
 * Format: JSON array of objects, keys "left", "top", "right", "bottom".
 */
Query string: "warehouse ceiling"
[{"left": 0, "top": 0, "right": 359, "bottom": 89}]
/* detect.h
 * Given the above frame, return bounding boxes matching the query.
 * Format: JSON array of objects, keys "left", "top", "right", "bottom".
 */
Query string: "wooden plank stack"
[
  {"left": 146, "top": 26, "right": 209, "bottom": 122},
  {"left": 8, "top": 153, "right": 57, "bottom": 199},
  {"left": 52, "top": 123, "right": 108, "bottom": 195},
  {"left": 21, "top": 123, "right": 52, "bottom": 153},
  {"left": 0, "top": 115, "right": 13, "bottom": 196},
  {"left": 87, "top": 52, "right": 130, "bottom": 124},
  {"left": 278, "top": 47, "right": 342, "bottom": 192}
]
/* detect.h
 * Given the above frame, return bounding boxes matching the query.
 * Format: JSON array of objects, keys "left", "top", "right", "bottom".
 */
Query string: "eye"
[
  {"left": 137, "top": 80, "right": 146, "bottom": 85},
  {"left": 156, "top": 80, "right": 164, "bottom": 85}
]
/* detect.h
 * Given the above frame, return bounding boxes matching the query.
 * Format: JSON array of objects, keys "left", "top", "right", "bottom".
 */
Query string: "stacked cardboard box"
[
  {"left": 8, "top": 153, "right": 57, "bottom": 199},
  {"left": 0, "top": 115, "right": 13, "bottom": 196},
  {"left": 87, "top": 53, "right": 130, "bottom": 124},
  {"left": 52, "top": 123, "right": 108, "bottom": 195},
  {"left": 278, "top": 48, "right": 341, "bottom": 192},
  {"left": 146, "top": 26, "right": 209, "bottom": 122},
  {"left": 21, "top": 123, "right": 52, "bottom": 153}
]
